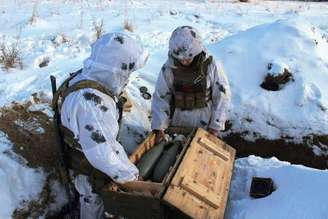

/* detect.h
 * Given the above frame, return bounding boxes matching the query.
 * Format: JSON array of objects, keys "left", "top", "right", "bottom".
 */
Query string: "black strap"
[{"left": 51, "top": 69, "right": 82, "bottom": 110}]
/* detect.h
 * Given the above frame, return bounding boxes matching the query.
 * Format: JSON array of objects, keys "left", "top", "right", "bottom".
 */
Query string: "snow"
[
  {"left": 45, "top": 180, "right": 68, "bottom": 216},
  {"left": 0, "top": 131, "right": 45, "bottom": 219},
  {"left": 267, "top": 61, "right": 289, "bottom": 77},
  {"left": 227, "top": 155, "right": 328, "bottom": 219},
  {"left": 14, "top": 119, "right": 45, "bottom": 134},
  {"left": 0, "top": 0, "right": 328, "bottom": 218},
  {"left": 27, "top": 103, "right": 54, "bottom": 118},
  {"left": 312, "top": 143, "right": 328, "bottom": 156},
  {"left": 209, "top": 18, "right": 328, "bottom": 141}
]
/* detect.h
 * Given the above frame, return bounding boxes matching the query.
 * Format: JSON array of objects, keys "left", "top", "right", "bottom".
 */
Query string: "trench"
[
  {"left": 223, "top": 133, "right": 328, "bottom": 169},
  {"left": 1, "top": 99, "right": 328, "bottom": 218}
]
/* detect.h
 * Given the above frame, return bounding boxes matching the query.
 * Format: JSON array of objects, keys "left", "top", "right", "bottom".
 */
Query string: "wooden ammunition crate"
[{"left": 100, "top": 128, "right": 236, "bottom": 219}]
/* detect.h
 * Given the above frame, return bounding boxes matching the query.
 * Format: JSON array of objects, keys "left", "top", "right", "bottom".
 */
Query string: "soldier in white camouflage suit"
[
  {"left": 55, "top": 33, "right": 148, "bottom": 219},
  {"left": 151, "top": 26, "right": 231, "bottom": 142}
]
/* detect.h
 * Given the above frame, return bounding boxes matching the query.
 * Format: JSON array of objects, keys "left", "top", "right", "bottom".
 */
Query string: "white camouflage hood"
[
  {"left": 73, "top": 33, "right": 148, "bottom": 95},
  {"left": 169, "top": 26, "right": 206, "bottom": 61}
]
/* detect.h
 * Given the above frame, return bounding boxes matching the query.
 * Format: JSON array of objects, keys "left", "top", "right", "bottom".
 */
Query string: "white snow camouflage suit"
[
  {"left": 60, "top": 33, "right": 148, "bottom": 219},
  {"left": 151, "top": 26, "right": 231, "bottom": 133}
]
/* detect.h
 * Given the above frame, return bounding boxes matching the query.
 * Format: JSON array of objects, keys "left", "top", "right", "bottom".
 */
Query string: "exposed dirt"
[
  {"left": 223, "top": 133, "right": 328, "bottom": 169},
  {"left": 12, "top": 173, "right": 57, "bottom": 219},
  {"left": 260, "top": 63, "right": 294, "bottom": 91},
  {"left": 0, "top": 94, "right": 66, "bottom": 218},
  {"left": 0, "top": 99, "right": 60, "bottom": 170}
]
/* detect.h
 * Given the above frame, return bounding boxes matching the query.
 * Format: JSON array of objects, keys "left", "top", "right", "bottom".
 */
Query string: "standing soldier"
[
  {"left": 52, "top": 33, "right": 148, "bottom": 219},
  {"left": 151, "top": 26, "right": 231, "bottom": 143}
]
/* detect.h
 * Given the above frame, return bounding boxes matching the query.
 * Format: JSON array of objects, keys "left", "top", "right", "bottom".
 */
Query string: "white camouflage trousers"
[{"left": 74, "top": 175, "right": 104, "bottom": 219}]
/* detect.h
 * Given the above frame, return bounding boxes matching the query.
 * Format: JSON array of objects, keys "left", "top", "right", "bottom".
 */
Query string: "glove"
[{"left": 153, "top": 129, "right": 166, "bottom": 144}]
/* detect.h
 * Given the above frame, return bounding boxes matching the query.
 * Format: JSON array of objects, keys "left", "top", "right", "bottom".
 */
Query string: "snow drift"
[
  {"left": 0, "top": 132, "right": 45, "bottom": 219},
  {"left": 209, "top": 19, "right": 328, "bottom": 141},
  {"left": 227, "top": 155, "right": 328, "bottom": 219}
]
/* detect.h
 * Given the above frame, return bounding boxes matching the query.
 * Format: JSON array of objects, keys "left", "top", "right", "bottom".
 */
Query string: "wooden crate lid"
[{"left": 163, "top": 128, "right": 236, "bottom": 219}]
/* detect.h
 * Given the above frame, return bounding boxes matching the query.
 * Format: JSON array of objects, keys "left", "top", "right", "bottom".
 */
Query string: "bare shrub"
[
  {"left": 29, "top": 1, "right": 39, "bottom": 25},
  {"left": 60, "top": 34, "right": 70, "bottom": 44},
  {"left": 93, "top": 19, "right": 104, "bottom": 40},
  {"left": 0, "top": 38, "right": 23, "bottom": 70},
  {"left": 123, "top": 19, "right": 134, "bottom": 32},
  {"left": 51, "top": 33, "right": 71, "bottom": 47},
  {"left": 123, "top": 0, "right": 134, "bottom": 32},
  {"left": 79, "top": 10, "right": 84, "bottom": 28}
]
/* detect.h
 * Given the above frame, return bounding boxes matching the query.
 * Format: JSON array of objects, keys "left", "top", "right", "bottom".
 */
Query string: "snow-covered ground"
[
  {"left": 227, "top": 156, "right": 328, "bottom": 219},
  {"left": 0, "top": 132, "right": 45, "bottom": 219},
  {"left": 0, "top": 0, "right": 328, "bottom": 218},
  {"left": 209, "top": 18, "right": 328, "bottom": 141}
]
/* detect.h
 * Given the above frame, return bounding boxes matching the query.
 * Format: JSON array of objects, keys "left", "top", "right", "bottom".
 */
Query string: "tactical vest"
[
  {"left": 171, "top": 53, "right": 213, "bottom": 111},
  {"left": 52, "top": 69, "right": 125, "bottom": 191}
]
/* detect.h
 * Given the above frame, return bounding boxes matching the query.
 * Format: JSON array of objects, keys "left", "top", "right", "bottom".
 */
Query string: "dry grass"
[
  {"left": 123, "top": 19, "right": 134, "bottom": 32},
  {"left": 0, "top": 39, "right": 23, "bottom": 70},
  {"left": 93, "top": 19, "right": 104, "bottom": 40},
  {"left": 51, "top": 33, "right": 71, "bottom": 47},
  {"left": 28, "top": 1, "right": 39, "bottom": 25},
  {"left": 122, "top": 0, "right": 134, "bottom": 32},
  {"left": 59, "top": 34, "right": 70, "bottom": 44}
]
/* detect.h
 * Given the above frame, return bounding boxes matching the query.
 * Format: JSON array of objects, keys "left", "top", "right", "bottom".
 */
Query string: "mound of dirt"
[
  {"left": 0, "top": 99, "right": 60, "bottom": 170},
  {"left": 0, "top": 94, "right": 67, "bottom": 218}
]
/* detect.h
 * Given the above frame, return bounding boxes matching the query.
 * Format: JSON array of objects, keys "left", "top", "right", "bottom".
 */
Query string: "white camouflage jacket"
[
  {"left": 151, "top": 55, "right": 231, "bottom": 133},
  {"left": 60, "top": 33, "right": 148, "bottom": 183},
  {"left": 151, "top": 26, "right": 230, "bottom": 133}
]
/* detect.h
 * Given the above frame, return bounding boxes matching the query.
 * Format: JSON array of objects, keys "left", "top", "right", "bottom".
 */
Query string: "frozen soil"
[
  {"left": 0, "top": 95, "right": 66, "bottom": 218},
  {"left": 223, "top": 132, "right": 328, "bottom": 169},
  {"left": 0, "top": 97, "right": 59, "bottom": 170}
]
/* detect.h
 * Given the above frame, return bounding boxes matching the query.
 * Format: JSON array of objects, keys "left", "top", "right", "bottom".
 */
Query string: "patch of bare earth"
[
  {"left": 222, "top": 129, "right": 328, "bottom": 169},
  {"left": 0, "top": 94, "right": 66, "bottom": 218},
  {"left": 12, "top": 174, "right": 57, "bottom": 219}
]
